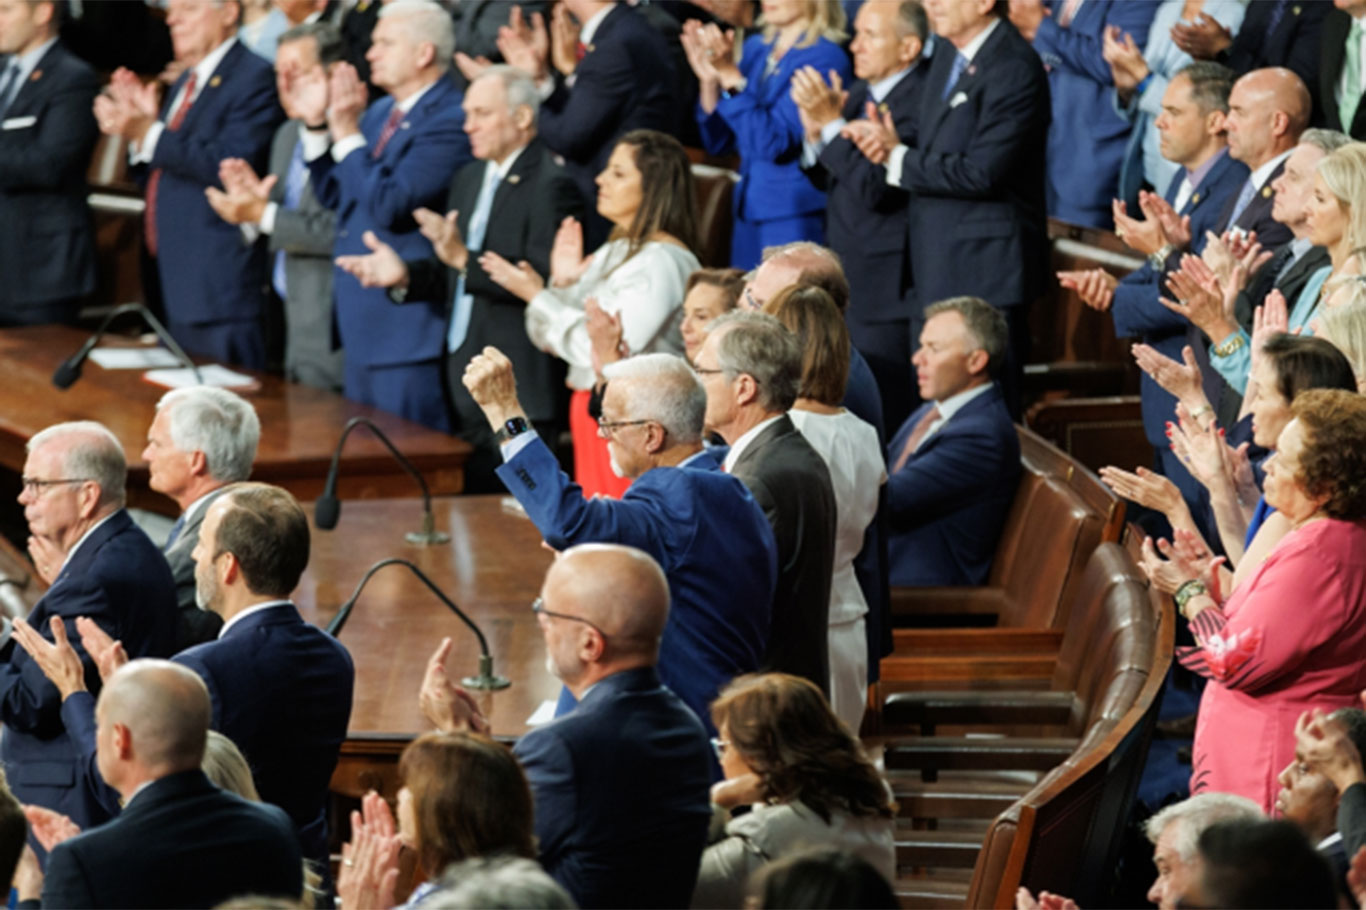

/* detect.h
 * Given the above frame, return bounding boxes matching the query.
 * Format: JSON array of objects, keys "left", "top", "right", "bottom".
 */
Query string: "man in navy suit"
[
  {"left": 95, "top": 0, "right": 282, "bottom": 368},
  {"left": 794, "top": 0, "right": 929, "bottom": 434},
  {"left": 1171, "top": 0, "right": 1324, "bottom": 97},
  {"left": 843, "top": 0, "right": 1050, "bottom": 420},
  {"left": 17, "top": 483, "right": 354, "bottom": 882},
  {"left": 462, "top": 347, "right": 776, "bottom": 740},
  {"left": 887, "top": 297, "right": 1019, "bottom": 587},
  {"left": 299, "top": 0, "right": 470, "bottom": 430},
  {"left": 0, "top": 422, "right": 177, "bottom": 837},
  {"left": 1009, "top": 0, "right": 1158, "bottom": 229},
  {"left": 19, "top": 661, "right": 302, "bottom": 908},
  {"left": 420, "top": 543, "right": 712, "bottom": 909},
  {"left": 0, "top": 0, "right": 99, "bottom": 326}
]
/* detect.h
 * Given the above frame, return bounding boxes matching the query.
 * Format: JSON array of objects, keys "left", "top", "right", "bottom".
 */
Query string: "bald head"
[
  {"left": 749, "top": 243, "right": 850, "bottom": 313},
  {"left": 99, "top": 660, "right": 211, "bottom": 775},
  {"left": 543, "top": 544, "right": 669, "bottom": 657},
  {"left": 1226, "top": 68, "right": 1310, "bottom": 169}
]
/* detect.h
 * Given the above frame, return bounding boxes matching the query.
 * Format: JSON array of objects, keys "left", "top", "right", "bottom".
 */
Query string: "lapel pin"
[
  {"left": 1261, "top": 185, "right": 1272, "bottom": 198},
  {"left": 209, "top": 75, "right": 222, "bottom": 88},
  {"left": 585, "top": 43, "right": 595, "bottom": 54},
  {"left": 966, "top": 64, "right": 976, "bottom": 76},
  {"left": 1293, "top": 5, "right": 1301, "bottom": 13},
  {"left": 506, "top": 173, "right": 521, "bottom": 185},
  {"left": 1192, "top": 192, "right": 1200, "bottom": 204},
  {"left": 29, "top": 69, "right": 41, "bottom": 81},
  {"left": 877, "top": 102, "right": 889, "bottom": 114}
]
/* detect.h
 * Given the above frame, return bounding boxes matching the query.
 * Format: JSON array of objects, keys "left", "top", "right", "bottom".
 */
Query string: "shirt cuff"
[
  {"left": 499, "top": 430, "right": 540, "bottom": 462},
  {"left": 536, "top": 76, "right": 555, "bottom": 101},
  {"left": 130, "top": 121, "right": 163, "bottom": 164},
  {"left": 331, "top": 133, "right": 367, "bottom": 164},
  {"left": 259, "top": 201, "right": 279, "bottom": 235},
  {"left": 886, "top": 143, "right": 909, "bottom": 186},
  {"left": 239, "top": 223, "right": 261, "bottom": 244},
  {"left": 300, "top": 127, "right": 332, "bottom": 162}
]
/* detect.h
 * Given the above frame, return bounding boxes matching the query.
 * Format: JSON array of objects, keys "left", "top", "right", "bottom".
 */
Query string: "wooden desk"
[
  {"left": 295, "top": 495, "right": 557, "bottom": 800},
  {"left": 0, "top": 326, "right": 469, "bottom": 514}
]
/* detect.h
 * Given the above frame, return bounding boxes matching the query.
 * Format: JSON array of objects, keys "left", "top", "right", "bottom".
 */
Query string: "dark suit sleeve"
[
  {"left": 0, "top": 67, "right": 99, "bottom": 190},
  {"left": 328, "top": 118, "right": 471, "bottom": 233},
  {"left": 149, "top": 71, "right": 281, "bottom": 186},
  {"left": 539, "top": 45, "right": 639, "bottom": 161},
  {"left": 40, "top": 842, "right": 97, "bottom": 910},
  {"left": 404, "top": 256, "right": 451, "bottom": 303},
  {"left": 463, "top": 171, "right": 585, "bottom": 302},
  {"left": 816, "top": 135, "right": 909, "bottom": 211},
  {"left": 887, "top": 424, "right": 1007, "bottom": 526},
  {"left": 1110, "top": 264, "right": 1188, "bottom": 338},
  {"left": 58, "top": 692, "right": 121, "bottom": 820},
  {"left": 270, "top": 203, "right": 337, "bottom": 257},
  {"left": 513, "top": 727, "right": 578, "bottom": 869},
  {"left": 1340, "top": 782, "right": 1366, "bottom": 859}
]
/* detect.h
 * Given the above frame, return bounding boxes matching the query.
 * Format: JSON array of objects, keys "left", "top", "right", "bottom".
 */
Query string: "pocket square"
[
  {"left": 949, "top": 92, "right": 968, "bottom": 109},
  {"left": 1, "top": 115, "right": 36, "bottom": 130}
]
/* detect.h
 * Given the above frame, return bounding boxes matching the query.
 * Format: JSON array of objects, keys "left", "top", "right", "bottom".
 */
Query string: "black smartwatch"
[{"left": 494, "top": 416, "right": 532, "bottom": 444}]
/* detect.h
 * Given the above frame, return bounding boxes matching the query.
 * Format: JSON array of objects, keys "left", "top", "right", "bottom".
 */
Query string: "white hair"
[
  {"left": 428, "top": 856, "right": 576, "bottom": 909},
  {"left": 1144, "top": 793, "right": 1264, "bottom": 863},
  {"left": 378, "top": 0, "right": 454, "bottom": 71},
  {"left": 603, "top": 353, "right": 706, "bottom": 445},
  {"left": 27, "top": 420, "right": 127, "bottom": 507},
  {"left": 155, "top": 387, "right": 260, "bottom": 483},
  {"left": 472, "top": 64, "right": 541, "bottom": 120}
]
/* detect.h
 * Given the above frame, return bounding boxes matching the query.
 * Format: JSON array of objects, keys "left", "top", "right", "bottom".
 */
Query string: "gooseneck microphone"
[
  {"left": 52, "top": 302, "right": 203, "bottom": 389},
  {"left": 313, "top": 416, "right": 451, "bottom": 545},
  {"left": 327, "top": 557, "right": 511, "bottom": 690}
]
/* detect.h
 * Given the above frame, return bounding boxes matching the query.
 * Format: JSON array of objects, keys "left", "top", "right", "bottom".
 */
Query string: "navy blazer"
[
  {"left": 698, "top": 33, "right": 851, "bottom": 224},
  {"left": 1033, "top": 0, "right": 1158, "bottom": 228},
  {"left": 539, "top": 4, "right": 678, "bottom": 205},
  {"left": 0, "top": 41, "right": 99, "bottom": 313},
  {"left": 1111, "top": 150, "right": 1247, "bottom": 448},
  {"left": 0, "top": 510, "right": 177, "bottom": 834},
  {"left": 1229, "top": 0, "right": 1324, "bottom": 107},
  {"left": 497, "top": 439, "right": 776, "bottom": 733},
  {"left": 887, "top": 386, "right": 1019, "bottom": 587},
  {"left": 41, "top": 770, "right": 302, "bottom": 909},
  {"left": 893, "top": 21, "right": 1050, "bottom": 310},
  {"left": 139, "top": 40, "right": 282, "bottom": 330},
  {"left": 312, "top": 76, "right": 470, "bottom": 369},
  {"left": 514, "top": 666, "right": 712, "bottom": 909}
]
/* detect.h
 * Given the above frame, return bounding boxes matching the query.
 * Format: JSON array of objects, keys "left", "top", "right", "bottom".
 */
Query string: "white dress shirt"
[{"left": 132, "top": 37, "right": 239, "bottom": 164}]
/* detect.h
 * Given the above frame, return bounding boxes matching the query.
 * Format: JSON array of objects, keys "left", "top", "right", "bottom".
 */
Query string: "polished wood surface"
[
  {"left": 295, "top": 495, "right": 557, "bottom": 799},
  {"left": 0, "top": 325, "right": 469, "bottom": 514}
]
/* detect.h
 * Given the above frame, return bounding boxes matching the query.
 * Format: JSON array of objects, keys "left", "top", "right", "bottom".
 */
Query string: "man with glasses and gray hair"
[
  {"left": 461, "top": 346, "right": 777, "bottom": 745},
  {"left": 1, "top": 421, "right": 177, "bottom": 839}
]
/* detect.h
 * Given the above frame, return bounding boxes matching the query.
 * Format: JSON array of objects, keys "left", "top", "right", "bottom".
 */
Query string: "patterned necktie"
[
  {"left": 272, "top": 137, "right": 309, "bottom": 300},
  {"left": 371, "top": 105, "right": 404, "bottom": 158},
  {"left": 1225, "top": 176, "right": 1259, "bottom": 231},
  {"left": 1264, "top": 0, "right": 1290, "bottom": 40},
  {"left": 941, "top": 52, "right": 968, "bottom": 101},
  {"left": 893, "top": 405, "right": 942, "bottom": 472},
  {"left": 447, "top": 164, "right": 503, "bottom": 352},
  {"left": 145, "top": 72, "right": 199, "bottom": 257},
  {"left": 1343, "top": 18, "right": 1364, "bottom": 132}
]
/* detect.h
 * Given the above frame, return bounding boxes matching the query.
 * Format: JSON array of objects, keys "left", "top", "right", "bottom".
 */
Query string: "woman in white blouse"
[
  {"left": 765, "top": 285, "right": 884, "bottom": 733},
  {"left": 479, "top": 129, "right": 701, "bottom": 497}
]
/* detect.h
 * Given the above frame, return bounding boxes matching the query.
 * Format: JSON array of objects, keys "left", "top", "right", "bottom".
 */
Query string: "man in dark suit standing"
[
  {"left": 299, "top": 0, "right": 470, "bottom": 431},
  {"left": 843, "top": 0, "right": 1049, "bottom": 419},
  {"left": 0, "top": 422, "right": 177, "bottom": 836},
  {"left": 94, "top": 0, "right": 282, "bottom": 369},
  {"left": 695, "top": 311, "right": 836, "bottom": 695},
  {"left": 336, "top": 65, "right": 583, "bottom": 489},
  {"left": 794, "top": 0, "right": 929, "bottom": 434},
  {"left": 887, "top": 297, "right": 1018, "bottom": 587},
  {"left": 206, "top": 21, "right": 347, "bottom": 392},
  {"left": 462, "top": 347, "right": 776, "bottom": 741},
  {"left": 0, "top": 0, "right": 99, "bottom": 326},
  {"left": 1317, "top": 2, "right": 1366, "bottom": 139},
  {"left": 1171, "top": 0, "right": 1325, "bottom": 97},
  {"left": 420, "top": 543, "right": 712, "bottom": 909},
  {"left": 142, "top": 387, "right": 260, "bottom": 651},
  {"left": 17, "top": 661, "right": 302, "bottom": 908}
]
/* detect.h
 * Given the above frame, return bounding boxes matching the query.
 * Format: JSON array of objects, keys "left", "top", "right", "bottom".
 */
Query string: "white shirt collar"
[
  {"left": 934, "top": 381, "right": 994, "bottom": 422},
  {"left": 722, "top": 415, "right": 784, "bottom": 473},
  {"left": 488, "top": 142, "right": 527, "bottom": 179},
  {"left": 1248, "top": 149, "right": 1292, "bottom": 194},
  {"left": 61, "top": 511, "right": 121, "bottom": 573},
  {"left": 188, "top": 36, "right": 238, "bottom": 95},
  {"left": 957, "top": 17, "right": 1001, "bottom": 65},
  {"left": 217, "top": 599, "right": 292, "bottom": 639},
  {"left": 678, "top": 449, "right": 709, "bottom": 468},
  {"left": 179, "top": 486, "right": 224, "bottom": 529},
  {"left": 394, "top": 76, "right": 439, "bottom": 115},
  {"left": 869, "top": 65, "right": 912, "bottom": 103},
  {"left": 580, "top": 5, "right": 614, "bottom": 46},
  {"left": 1318, "top": 831, "right": 1343, "bottom": 851}
]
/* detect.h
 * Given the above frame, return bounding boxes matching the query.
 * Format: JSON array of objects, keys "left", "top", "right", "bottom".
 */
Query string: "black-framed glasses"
[
  {"left": 20, "top": 477, "right": 90, "bottom": 496},
  {"left": 710, "top": 737, "right": 729, "bottom": 762},
  {"left": 531, "top": 597, "right": 609, "bottom": 638},
  {"left": 595, "top": 418, "right": 652, "bottom": 439}
]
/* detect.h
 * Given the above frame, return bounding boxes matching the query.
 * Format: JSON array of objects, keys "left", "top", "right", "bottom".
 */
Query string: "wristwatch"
[
  {"left": 1174, "top": 579, "right": 1208, "bottom": 613},
  {"left": 493, "top": 416, "right": 531, "bottom": 445},
  {"left": 1149, "top": 243, "right": 1175, "bottom": 270}
]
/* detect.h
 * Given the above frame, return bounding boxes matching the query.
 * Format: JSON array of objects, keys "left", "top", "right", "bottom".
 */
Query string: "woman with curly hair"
[
  {"left": 691, "top": 673, "right": 895, "bottom": 908},
  {"left": 1170, "top": 389, "right": 1366, "bottom": 813}
]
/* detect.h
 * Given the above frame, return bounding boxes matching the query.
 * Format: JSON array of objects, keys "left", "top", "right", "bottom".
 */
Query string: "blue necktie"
[
  {"left": 1225, "top": 176, "right": 1259, "bottom": 230},
  {"left": 164, "top": 512, "right": 187, "bottom": 551},
  {"left": 941, "top": 51, "right": 968, "bottom": 101},
  {"left": 0, "top": 62, "right": 22, "bottom": 117},
  {"left": 447, "top": 163, "right": 502, "bottom": 353},
  {"left": 271, "top": 138, "right": 309, "bottom": 300}
]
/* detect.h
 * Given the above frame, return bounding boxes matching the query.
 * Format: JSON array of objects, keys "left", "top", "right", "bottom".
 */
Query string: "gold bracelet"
[{"left": 1212, "top": 334, "right": 1246, "bottom": 358}]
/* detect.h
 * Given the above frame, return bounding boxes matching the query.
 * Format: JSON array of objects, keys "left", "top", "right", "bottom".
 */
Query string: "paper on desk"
[
  {"left": 143, "top": 365, "right": 258, "bottom": 390},
  {"left": 89, "top": 347, "right": 182, "bottom": 369},
  {"left": 526, "top": 700, "right": 558, "bottom": 726}
]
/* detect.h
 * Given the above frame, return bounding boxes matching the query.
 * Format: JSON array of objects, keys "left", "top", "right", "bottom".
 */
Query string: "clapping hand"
[
  {"left": 205, "top": 158, "right": 276, "bottom": 226},
  {"left": 93, "top": 68, "right": 158, "bottom": 143},
  {"left": 1057, "top": 268, "right": 1118, "bottom": 312},
  {"left": 840, "top": 100, "right": 899, "bottom": 165},
  {"left": 1131, "top": 342, "right": 1209, "bottom": 413},
  {"left": 413, "top": 207, "right": 468, "bottom": 271},
  {"left": 335, "top": 231, "right": 409, "bottom": 289},
  {"left": 337, "top": 792, "right": 402, "bottom": 910},
  {"left": 1161, "top": 254, "right": 1238, "bottom": 340},
  {"left": 11, "top": 616, "right": 87, "bottom": 700},
  {"left": 1139, "top": 528, "right": 1224, "bottom": 604},
  {"left": 1170, "top": 13, "right": 1233, "bottom": 60},
  {"left": 75, "top": 616, "right": 127, "bottom": 684},
  {"left": 497, "top": 5, "right": 551, "bottom": 81},
  {"left": 327, "top": 63, "right": 368, "bottom": 141},
  {"left": 1295, "top": 707, "right": 1366, "bottom": 794},
  {"left": 1140, "top": 192, "right": 1191, "bottom": 250},
  {"left": 680, "top": 19, "right": 721, "bottom": 84},
  {"left": 27, "top": 534, "right": 64, "bottom": 587},
  {"left": 1101, "top": 25, "right": 1148, "bottom": 99},
  {"left": 1111, "top": 196, "right": 1166, "bottom": 256},
  {"left": 1015, "top": 888, "right": 1080, "bottom": 910},
  {"left": 281, "top": 61, "right": 328, "bottom": 126},
  {"left": 1249, "top": 289, "right": 1291, "bottom": 378},
  {"left": 790, "top": 66, "right": 846, "bottom": 138},
  {"left": 1097, "top": 464, "right": 1185, "bottom": 518},
  {"left": 479, "top": 251, "right": 544, "bottom": 301},
  {"left": 549, "top": 216, "right": 591, "bottom": 287},
  {"left": 586, "top": 297, "right": 626, "bottom": 377},
  {"left": 549, "top": 3, "right": 580, "bottom": 76},
  {"left": 23, "top": 806, "right": 81, "bottom": 853}
]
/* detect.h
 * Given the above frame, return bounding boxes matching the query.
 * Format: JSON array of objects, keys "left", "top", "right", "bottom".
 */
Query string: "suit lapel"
[
  {"left": 5, "top": 43, "right": 61, "bottom": 115},
  {"left": 729, "top": 415, "right": 794, "bottom": 476},
  {"left": 177, "top": 41, "right": 244, "bottom": 133},
  {"left": 923, "top": 24, "right": 1001, "bottom": 139}
]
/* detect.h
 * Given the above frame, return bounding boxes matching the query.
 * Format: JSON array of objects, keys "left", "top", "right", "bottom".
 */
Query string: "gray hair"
[
  {"left": 924, "top": 296, "right": 1009, "bottom": 376},
  {"left": 602, "top": 353, "right": 706, "bottom": 445},
  {"left": 277, "top": 21, "right": 345, "bottom": 66},
  {"left": 1301, "top": 127, "right": 1353, "bottom": 155},
  {"left": 427, "top": 856, "right": 576, "bottom": 909},
  {"left": 705, "top": 311, "right": 801, "bottom": 412},
  {"left": 379, "top": 0, "right": 454, "bottom": 72},
  {"left": 895, "top": 0, "right": 929, "bottom": 40},
  {"left": 27, "top": 421, "right": 127, "bottom": 507},
  {"left": 472, "top": 64, "right": 541, "bottom": 121},
  {"left": 156, "top": 387, "right": 260, "bottom": 483},
  {"left": 1144, "top": 793, "right": 1263, "bottom": 863}
]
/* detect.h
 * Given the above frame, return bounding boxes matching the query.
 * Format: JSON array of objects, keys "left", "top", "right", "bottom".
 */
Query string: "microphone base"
[
  {"left": 405, "top": 530, "right": 452, "bottom": 545},
  {"left": 462, "top": 673, "right": 512, "bottom": 690}
]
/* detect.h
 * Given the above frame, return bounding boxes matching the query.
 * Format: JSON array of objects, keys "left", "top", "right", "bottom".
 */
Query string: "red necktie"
[
  {"left": 892, "top": 405, "right": 941, "bottom": 473},
  {"left": 144, "top": 71, "right": 198, "bottom": 258},
  {"left": 576, "top": 40, "right": 587, "bottom": 61},
  {"left": 371, "top": 105, "right": 404, "bottom": 158}
]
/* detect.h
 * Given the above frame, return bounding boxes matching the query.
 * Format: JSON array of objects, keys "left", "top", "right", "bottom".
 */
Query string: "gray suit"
[
  {"left": 267, "top": 120, "right": 345, "bottom": 392},
  {"left": 165, "top": 487, "right": 231, "bottom": 650}
]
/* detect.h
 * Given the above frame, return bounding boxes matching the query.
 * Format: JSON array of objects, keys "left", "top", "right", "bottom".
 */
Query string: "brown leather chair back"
[
  {"left": 992, "top": 476, "right": 1102, "bottom": 630},
  {"left": 690, "top": 163, "right": 737, "bottom": 269}
]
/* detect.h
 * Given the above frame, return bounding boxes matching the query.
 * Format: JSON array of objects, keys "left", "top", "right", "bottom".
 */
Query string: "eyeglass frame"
[
  {"left": 595, "top": 417, "right": 654, "bottom": 439},
  {"left": 20, "top": 477, "right": 91, "bottom": 497},
  {"left": 530, "top": 596, "right": 611, "bottom": 639},
  {"left": 710, "top": 737, "right": 730, "bottom": 763}
]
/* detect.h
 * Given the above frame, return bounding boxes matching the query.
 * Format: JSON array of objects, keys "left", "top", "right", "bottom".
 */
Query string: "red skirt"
[{"left": 568, "top": 388, "right": 631, "bottom": 500}]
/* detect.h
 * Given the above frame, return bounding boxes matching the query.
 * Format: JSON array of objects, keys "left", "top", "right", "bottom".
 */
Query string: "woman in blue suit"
[{"left": 683, "top": 1, "right": 851, "bottom": 269}]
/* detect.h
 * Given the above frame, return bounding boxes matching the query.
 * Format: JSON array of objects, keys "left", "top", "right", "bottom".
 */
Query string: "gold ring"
[{"left": 343, "top": 859, "right": 355, "bottom": 867}]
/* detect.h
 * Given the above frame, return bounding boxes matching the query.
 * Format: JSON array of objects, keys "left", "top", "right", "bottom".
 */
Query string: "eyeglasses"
[
  {"left": 531, "top": 597, "right": 610, "bottom": 639},
  {"left": 20, "top": 477, "right": 90, "bottom": 496},
  {"left": 742, "top": 286, "right": 762, "bottom": 311},
  {"left": 692, "top": 366, "right": 726, "bottom": 377},
  {"left": 710, "top": 737, "right": 730, "bottom": 762},
  {"left": 595, "top": 418, "right": 652, "bottom": 439}
]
